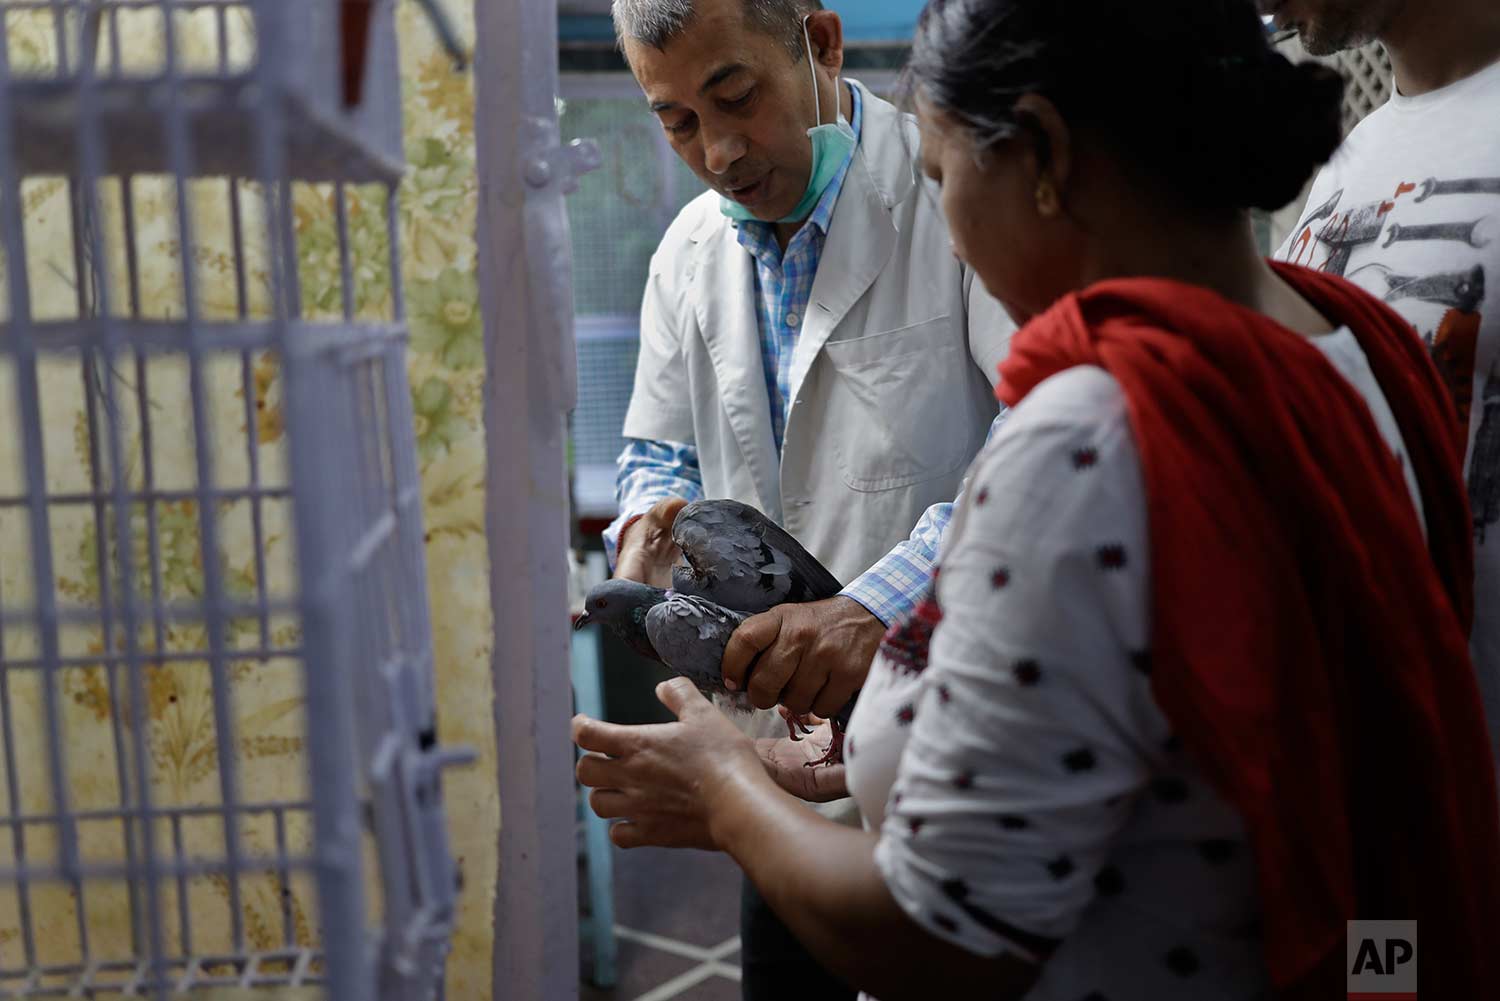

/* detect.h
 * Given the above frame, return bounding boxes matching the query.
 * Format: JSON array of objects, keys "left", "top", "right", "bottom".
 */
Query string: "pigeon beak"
[{"left": 574, "top": 611, "right": 592, "bottom": 631}]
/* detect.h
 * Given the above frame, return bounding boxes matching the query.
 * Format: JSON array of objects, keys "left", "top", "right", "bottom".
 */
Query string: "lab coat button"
[{"left": 786, "top": 312, "right": 800, "bottom": 328}]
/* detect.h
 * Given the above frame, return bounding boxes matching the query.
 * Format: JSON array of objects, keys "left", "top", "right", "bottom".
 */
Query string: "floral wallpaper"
[{"left": 0, "top": 3, "right": 496, "bottom": 998}]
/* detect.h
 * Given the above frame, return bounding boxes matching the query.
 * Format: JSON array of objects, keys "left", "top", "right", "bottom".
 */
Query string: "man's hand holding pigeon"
[
  {"left": 581, "top": 498, "right": 875, "bottom": 770},
  {"left": 721, "top": 597, "right": 882, "bottom": 722},
  {"left": 613, "top": 496, "right": 690, "bottom": 589}
]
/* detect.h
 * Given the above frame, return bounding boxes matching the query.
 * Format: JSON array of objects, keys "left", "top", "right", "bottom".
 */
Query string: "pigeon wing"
[
  {"left": 749, "top": 512, "right": 842, "bottom": 603},
  {"left": 672, "top": 499, "right": 842, "bottom": 612},
  {"left": 671, "top": 501, "right": 778, "bottom": 611},
  {"left": 646, "top": 594, "right": 749, "bottom": 698}
]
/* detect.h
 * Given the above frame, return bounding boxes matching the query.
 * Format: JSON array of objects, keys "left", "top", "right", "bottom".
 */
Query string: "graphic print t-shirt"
[{"left": 1276, "top": 56, "right": 1500, "bottom": 775}]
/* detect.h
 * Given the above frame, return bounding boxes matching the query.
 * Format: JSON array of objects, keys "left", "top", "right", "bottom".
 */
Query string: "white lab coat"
[
  {"left": 624, "top": 81, "right": 1014, "bottom": 589},
  {"left": 625, "top": 84, "right": 1012, "bottom": 829}
]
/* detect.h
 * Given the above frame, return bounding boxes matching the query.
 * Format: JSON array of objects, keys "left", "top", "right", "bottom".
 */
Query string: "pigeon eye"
[{"left": 593, "top": 598, "right": 608, "bottom": 610}]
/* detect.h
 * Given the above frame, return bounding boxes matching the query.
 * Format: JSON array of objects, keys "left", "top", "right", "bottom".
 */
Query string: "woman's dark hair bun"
[
  {"left": 1215, "top": 57, "right": 1347, "bottom": 211},
  {"left": 909, "top": 0, "right": 1349, "bottom": 215}
]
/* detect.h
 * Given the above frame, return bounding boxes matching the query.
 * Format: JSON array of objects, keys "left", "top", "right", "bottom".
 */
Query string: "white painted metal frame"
[
  {"left": 476, "top": 0, "right": 590, "bottom": 998},
  {"left": 0, "top": 1, "right": 469, "bottom": 998}
]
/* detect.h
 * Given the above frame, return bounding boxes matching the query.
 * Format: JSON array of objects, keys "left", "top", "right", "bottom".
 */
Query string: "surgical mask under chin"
[{"left": 720, "top": 18, "right": 856, "bottom": 224}]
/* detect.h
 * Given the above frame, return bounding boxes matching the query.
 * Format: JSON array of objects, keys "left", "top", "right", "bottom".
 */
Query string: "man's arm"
[
  {"left": 605, "top": 439, "right": 704, "bottom": 563},
  {"left": 608, "top": 238, "right": 705, "bottom": 584},
  {"left": 840, "top": 503, "right": 951, "bottom": 628}
]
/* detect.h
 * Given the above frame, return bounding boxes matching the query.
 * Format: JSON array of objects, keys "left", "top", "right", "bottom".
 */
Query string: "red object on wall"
[{"left": 341, "top": 0, "right": 374, "bottom": 108}]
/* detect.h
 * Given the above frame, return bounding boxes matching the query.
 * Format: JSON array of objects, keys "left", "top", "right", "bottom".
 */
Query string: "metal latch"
[{"left": 523, "top": 117, "right": 603, "bottom": 195}]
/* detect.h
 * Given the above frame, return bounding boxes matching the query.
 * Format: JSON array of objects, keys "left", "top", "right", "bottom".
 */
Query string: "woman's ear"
[{"left": 1012, "top": 94, "right": 1072, "bottom": 219}]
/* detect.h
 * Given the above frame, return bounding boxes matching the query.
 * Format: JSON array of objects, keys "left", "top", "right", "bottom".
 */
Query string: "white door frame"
[{"left": 476, "top": 0, "right": 583, "bottom": 998}]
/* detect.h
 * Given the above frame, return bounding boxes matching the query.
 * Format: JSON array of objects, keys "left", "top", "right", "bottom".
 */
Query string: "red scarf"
[{"left": 997, "top": 264, "right": 1500, "bottom": 996}]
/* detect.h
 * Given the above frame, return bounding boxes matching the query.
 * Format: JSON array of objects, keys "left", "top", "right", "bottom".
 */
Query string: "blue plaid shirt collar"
[{"left": 733, "top": 82, "right": 862, "bottom": 265}]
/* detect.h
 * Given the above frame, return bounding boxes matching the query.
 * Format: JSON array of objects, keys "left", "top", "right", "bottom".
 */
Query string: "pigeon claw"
[
  {"left": 804, "top": 727, "right": 845, "bottom": 769},
  {"left": 783, "top": 711, "right": 816, "bottom": 743}
]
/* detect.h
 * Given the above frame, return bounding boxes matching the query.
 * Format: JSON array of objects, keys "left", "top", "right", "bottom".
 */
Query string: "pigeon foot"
[
  {"left": 783, "top": 710, "right": 816, "bottom": 743},
  {"left": 803, "top": 726, "right": 845, "bottom": 768}
]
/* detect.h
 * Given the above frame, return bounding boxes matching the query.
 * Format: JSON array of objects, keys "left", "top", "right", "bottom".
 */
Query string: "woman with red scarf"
[{"left": 572, "top": 1, "right": 1500, "bottom": 997}]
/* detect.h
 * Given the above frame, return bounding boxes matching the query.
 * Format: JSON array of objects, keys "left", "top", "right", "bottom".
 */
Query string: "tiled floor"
[{"left": 581, "top": 845, "right": 745, "bottom": 1001}]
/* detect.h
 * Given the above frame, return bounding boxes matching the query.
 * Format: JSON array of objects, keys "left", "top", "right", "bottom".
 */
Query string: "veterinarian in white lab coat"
[{"left": 604, "top": 3, "right": 1011, "bottom": 996}]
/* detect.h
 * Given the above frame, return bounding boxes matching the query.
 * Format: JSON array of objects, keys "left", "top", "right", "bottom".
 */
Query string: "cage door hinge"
[{"left": 522, "top": 118, "right": 602, "bottom": 195}]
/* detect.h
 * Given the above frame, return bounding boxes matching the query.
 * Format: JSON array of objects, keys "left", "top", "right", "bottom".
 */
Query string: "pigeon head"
[{"left": 575, "top": 579, "right": 669, "bottom": 634}]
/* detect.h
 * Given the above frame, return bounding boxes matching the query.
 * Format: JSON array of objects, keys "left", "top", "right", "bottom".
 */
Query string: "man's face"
[
  {"left": 625, "top": 1, "right": 837, "bottom": 221},
  {"left": 1257, "top": 0, "right": 1403, "bottom": 55}
]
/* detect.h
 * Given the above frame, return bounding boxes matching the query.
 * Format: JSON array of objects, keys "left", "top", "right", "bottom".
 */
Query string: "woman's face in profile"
[{"left": 915, "top": 95, "right": 1057, "bottom": 327}]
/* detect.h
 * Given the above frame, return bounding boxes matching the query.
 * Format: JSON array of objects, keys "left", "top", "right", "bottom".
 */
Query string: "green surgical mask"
[{"left": 720, "top": 15, "right": 856, "bottom": 225}]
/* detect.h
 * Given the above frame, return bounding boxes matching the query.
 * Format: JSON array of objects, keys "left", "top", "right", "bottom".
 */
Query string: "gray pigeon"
[
  {"left": 576, "top": 582, "right": 756, "bottom": 712},
  {"left": 574, "top": 579, "right": 669, "bottom": 664},
  {"left": 671, "top": 498, "right": 843, "bottom": 613},
  {"left": 645, "top": 593, "right": 755, "bottom": 712},
  {"left": 673, "top": 499, "right": 859, "bottom": 765},
  {"left": 581, "top": 499, "right": 861, "bottom": 766}
]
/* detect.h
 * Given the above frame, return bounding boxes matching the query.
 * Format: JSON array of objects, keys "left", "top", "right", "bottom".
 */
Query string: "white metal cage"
[{"left": 0, "top": 1, "right": 468, "bottom": 997}]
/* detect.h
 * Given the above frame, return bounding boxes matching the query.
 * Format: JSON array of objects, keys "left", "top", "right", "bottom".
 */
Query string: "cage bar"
[{"left": 0, "top": 1, "right": 468, "bottom": 998}]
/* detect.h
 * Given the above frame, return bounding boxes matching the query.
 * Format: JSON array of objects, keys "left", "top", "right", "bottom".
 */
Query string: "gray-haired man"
[{"left": 601, "top": 0, "right": 1013, "bottom": 997}]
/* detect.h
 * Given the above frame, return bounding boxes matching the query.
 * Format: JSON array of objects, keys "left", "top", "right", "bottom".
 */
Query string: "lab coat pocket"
[{"left": 821, "top": 315, "right": 971, "bottom": 492}]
